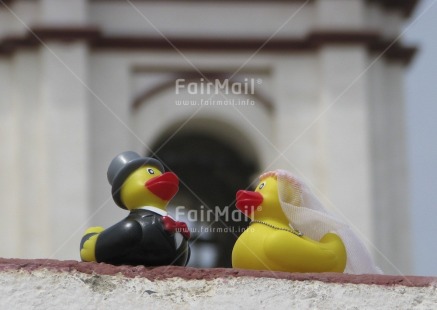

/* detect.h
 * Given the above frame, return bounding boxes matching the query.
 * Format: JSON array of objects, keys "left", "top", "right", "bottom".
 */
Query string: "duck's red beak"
[
  {"left": 236, "top": 190, "right": 263, "bottom": 216},
  {"left": 145, "top": 172, "right": 179, "bottom": 201}
]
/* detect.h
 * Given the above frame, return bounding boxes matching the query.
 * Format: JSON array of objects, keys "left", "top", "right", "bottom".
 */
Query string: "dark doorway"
[{"left": 149, "top": 133, "right": 257, "bottom": 267}]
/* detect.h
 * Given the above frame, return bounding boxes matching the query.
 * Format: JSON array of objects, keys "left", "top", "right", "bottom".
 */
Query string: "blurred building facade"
[{"left": 0, "top": 0, "right": 418, "bottom": 273}]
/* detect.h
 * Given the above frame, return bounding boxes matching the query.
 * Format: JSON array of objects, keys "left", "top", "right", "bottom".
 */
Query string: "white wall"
[
  {"left": 89, "top": 1, "right": 313, "bottom": 39},
  {"left": 0, "top": 44, "right": 90, "bottom": 260},
  {"left": 0, "top": 0, "right": 414, "bottom": 273}
]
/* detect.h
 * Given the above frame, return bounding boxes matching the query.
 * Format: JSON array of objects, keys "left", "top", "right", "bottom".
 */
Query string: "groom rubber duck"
[{"left": 80, "top": 151, "right": 190, "bottom": 266}]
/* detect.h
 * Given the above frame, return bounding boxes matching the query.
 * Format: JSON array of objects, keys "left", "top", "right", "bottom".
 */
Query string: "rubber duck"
[
  {"left": 232, "top": 171, "right": 347, "bottom": 273},
  {"left": 80, "top": 151, "right": 190, "bottom": 266}
]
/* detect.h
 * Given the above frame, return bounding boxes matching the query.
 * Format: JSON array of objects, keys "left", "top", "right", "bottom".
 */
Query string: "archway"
[{"left": 149, "top": 132, "right": 258, "bottom": 267}]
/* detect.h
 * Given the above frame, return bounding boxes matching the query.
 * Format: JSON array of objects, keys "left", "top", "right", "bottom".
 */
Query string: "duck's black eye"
[
  {"left": 147, "top": 168, "right": 155, "bottom": 175},
  {"left": 259, "top": 182, "right": 265, "bottom": 190}
]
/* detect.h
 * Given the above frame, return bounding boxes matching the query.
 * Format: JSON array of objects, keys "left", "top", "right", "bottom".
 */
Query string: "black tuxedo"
[{"left": 90, "top": 209, "right": 190, "bottom": 266}]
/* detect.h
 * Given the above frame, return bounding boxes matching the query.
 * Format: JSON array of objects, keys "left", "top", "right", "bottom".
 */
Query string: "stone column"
[
  {"left": 273, "top": 54, "right": 321, "bottom": 183},
  {"left": 0, "top": 56, "right": 22, "bottom": 257},
  {"left": 39, "top": 42, "right": 90, "bottom": 260},
  {"left": 369, "top": 59, "right": 412, "bottom": 274},
  {"left": 317, "top": 45, "right": 375, "bottom": 255}
]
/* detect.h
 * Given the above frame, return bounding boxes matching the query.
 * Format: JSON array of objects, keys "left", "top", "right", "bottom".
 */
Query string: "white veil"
[{"left": 269, "top": 169, "right": 381, "bottom": 274}]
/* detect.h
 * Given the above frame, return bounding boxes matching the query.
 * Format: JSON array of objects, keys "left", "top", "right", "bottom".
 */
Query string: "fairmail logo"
[{"left": 175, "top": 78, "right": 260, "bottom": 95}]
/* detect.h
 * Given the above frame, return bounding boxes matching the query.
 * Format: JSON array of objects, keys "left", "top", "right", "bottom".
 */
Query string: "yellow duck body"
[
  {"left": 232, "top": 175, "right": 347, "bottom": 273},
  {"left": 233, "top": 224, "right": 346, "bottom": 272}
]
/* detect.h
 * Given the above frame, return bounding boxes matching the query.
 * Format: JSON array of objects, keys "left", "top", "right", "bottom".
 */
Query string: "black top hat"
[{"left": 107, "top": 151, "right": 164, "bottom": 209}]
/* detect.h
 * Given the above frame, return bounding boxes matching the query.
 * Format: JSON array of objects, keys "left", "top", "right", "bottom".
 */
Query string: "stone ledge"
[
  {"left": 1, "top": 258, "right": 436, "bottom": 309},
  {"left": 0, "top": 258, "right": 435, "bottom": 287}
]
